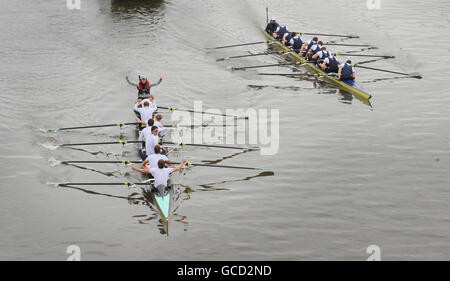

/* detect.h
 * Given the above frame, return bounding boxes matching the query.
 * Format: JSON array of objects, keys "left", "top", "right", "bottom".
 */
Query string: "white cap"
[
  {"left": 271, "top": 17, "right": 277, "bottom": 21},
  {"left": 140, "top": 75, "right": 146, "bottom": 80}
]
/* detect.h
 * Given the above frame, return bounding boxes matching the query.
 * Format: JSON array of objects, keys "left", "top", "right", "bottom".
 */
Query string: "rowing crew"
[
  {"left": 131, "top": 93, "right": 185, "bottom": 188},
  {"left": 265, "top": 18, "right": 356, "bottom": 82}
]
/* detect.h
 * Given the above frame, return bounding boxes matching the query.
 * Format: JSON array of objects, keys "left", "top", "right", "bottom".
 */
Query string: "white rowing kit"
[
  {"left": 139, "top": 127, "right": 160, "bottom": 155},
  {"left": 134, "top": 102, "right": 157, "bottom": 125},
  {"left": 150, "top": 167, "right": 173, "bottom": 187},
  {"left": 146, "top": 154, "right": 168, "bottom": 169}
]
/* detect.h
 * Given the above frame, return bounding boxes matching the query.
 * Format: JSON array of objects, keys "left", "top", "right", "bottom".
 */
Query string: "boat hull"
[{"left": 259, "top": 27, "right": 372, "bottom": 101}]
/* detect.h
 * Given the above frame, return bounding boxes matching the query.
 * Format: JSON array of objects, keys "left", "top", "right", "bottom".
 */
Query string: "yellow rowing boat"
[{"left": 259, "top": 27, "right": 372, "bottom": 102}]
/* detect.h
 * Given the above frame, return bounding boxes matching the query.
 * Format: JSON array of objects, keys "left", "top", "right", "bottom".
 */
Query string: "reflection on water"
[{"left": 110, "top": 0, "right": 166, "bottom": 19}]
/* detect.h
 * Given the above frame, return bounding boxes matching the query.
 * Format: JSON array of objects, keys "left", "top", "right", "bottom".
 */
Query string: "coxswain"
[
  {"left": 300, "top": 37, "right": 318, "bottom": 58},
  {"left": 139, "top": 125, "right": 168, "bottom": 159},
  {"left": 287, "top": 32, "right": 303, "bottom": 53},
  {"left": 133, "top": 98, "right": 157, "bottom": 126},
  {"left": 265, "top": 18, "right": 279, "bottom": 35},
  {"left": 131, "top": 158, "right": 187, "bottom": 189},
  {"left": 319, "top": 53, "right": 339, "bottom": 73},
  {"left": 337, "top": 60, "right": 356, "bottom": 82},
  {"left": 125, "top": 74, "right": 162, "bottom": 101}
]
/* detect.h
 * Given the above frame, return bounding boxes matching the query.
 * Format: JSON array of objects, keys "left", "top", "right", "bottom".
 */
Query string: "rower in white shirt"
[
  {"left": 133, "top": 97, "right": 157, "bottom": 126},
  {"left": 153, "top": 114, "right": 167, "bottom": 136},
  {"left": 138, "top": 125, "right": 168, "bottom": 158},
  {"left": 145, "top": 145, "right": 171, "bottom": 169},
  {"left": 131, "top": 158, "right": 187, "bottom": 188}
]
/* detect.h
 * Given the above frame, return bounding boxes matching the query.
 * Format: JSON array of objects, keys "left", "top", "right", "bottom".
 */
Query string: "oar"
[
  {"left": 158, "top": 106, "right": 247, "bottom": 119},
  {"left": 58, "top": 140, "right": 143, "bottom": 147},
  {"left": 354, "top": 64, "right": 422, "bottom": 78},
  {"left": 58, "top": 140, "right": 259, "bottom": 150},
  {"left": 51, "top": 122, "right": 140, "bottom": 132},
  {"left": 62, "top": 160, "right": 142, "bottom": 164},
  {"left": 165, "top": 124, "right": 236, "bottom": 128},
  {"left": 209, "top": 40, "right": 274, "bottom": 50},
  {"left": 162, "top": 142, "right": 260, "bottom": 151},
  {"left": 258, "top": 73, "right": 321, "bottom": 77},
  {"left": 324, "top": 43, "right": 372, "bottom": 47},
  {"left": 298, "top": 32, "right": 359, "bottom": 38},
  {"left": 182, "top": 162, "right": 262, "bottom": 170},
  {"left": 57, "top": 182, "right": 152, "bottom": 187},
  {"left": 62, "top": 160, "right": 262, "bottom": 170},
  {"left": 232, "top": 61, "right": 314, "bottom": 71},
  {"left": 335, "top": 53, "right": 395, "bottom": 58},
  {"left": 216, "top": 50, "right": 290, "bottom": 61}
]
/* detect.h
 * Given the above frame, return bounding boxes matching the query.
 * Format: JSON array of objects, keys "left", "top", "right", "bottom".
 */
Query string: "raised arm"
[
  {"left": 172, "top": 158, "right": 187, "bottom": 173},
  {"left": 125, "top": 74, "right": 138, "bottom": 88},
  {"left": 149, "top": 76, "right": 163, "bottom": 89}
]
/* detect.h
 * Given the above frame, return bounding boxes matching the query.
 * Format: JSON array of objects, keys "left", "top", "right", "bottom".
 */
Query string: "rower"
[
  {"left": 139, "top": 125, "right": 168, "bottom": 159},
  {"left": 319, "top": 53, "right": 339, "bottom": 73},
  {"left": 146, "top": 145, "right": 172, "bottom": 169},
  {"left": 288, "top": 32, "right": 303, "bottom": 53},
  {"left": 131, "top": 158, "right": 187, "bottom": 188},
  {"left": 273, "top": 25, "right": 289, "bottom": 44},
  {"left": 265, "top": 18, "right": 279, "bottom": 35},
  {"left": 337, "top": 60, "right": 356, "bottom": 82},
  {"left": 312, "top": 46, "right": 330, "bottom": 62},
  {"left": 304, "top": 41, "right": 323, "bottom": 61},
  {"left": 133, "top": 97, "right": 157, "bottom": 127},
  {"left": 153, "top": 114, "right": 167, "bottom": 137},
  {"left": 125, "top": 74, "right": 163, "bottom": 101},
  {"left": 300, "top": 37, "right": 318, "bottom": 58}
]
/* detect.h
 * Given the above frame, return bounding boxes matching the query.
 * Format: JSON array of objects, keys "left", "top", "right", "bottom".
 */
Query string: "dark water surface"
[{"left": 0, "top": 0, "right": 449, "bottom": 260}]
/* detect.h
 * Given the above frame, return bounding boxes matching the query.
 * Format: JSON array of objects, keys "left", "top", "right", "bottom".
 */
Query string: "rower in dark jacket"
[{"left": 265, "top": 18, "right": 279, "bottom": 35}]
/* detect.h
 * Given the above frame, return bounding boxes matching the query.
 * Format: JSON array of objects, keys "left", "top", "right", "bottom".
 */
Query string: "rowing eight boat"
[{"left": 259, "top": 27, "right": 372, "bottom": 101}]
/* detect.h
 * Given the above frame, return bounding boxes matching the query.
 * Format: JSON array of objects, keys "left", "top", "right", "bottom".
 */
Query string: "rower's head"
[
  {"left": 270, "top": 17, "right": 277, "bottom": 23},
  {"left": 312, "top": 37, "right": 318, "bottom": 42},
  {"left": 321, "top": 46, "right": 327, "bottom": 51},
  {"left": 148, "top": 95, "right": 154, "bottom": 102},
  {"left": 291, "top": 32, "right": 297, "bottom": 37},
  {"left": 140, "top": 75, "right": 147, "bottom": 82},
  {"left": 155, "top": 114, "right": 162, "bottom": 122},
  {"left": 151, "top": 125, "right": 158, "bottom": 135},
  {"left": 318, "top": 41, "right": 323, "bottom": 46},
  {"left": 143, "top": 101, "right": 150, "bottom": 107},
  {"left": 346, "top": 60, "right": 352, "bottom": 65},
  {"left": 154, "top": 144, "right": 161, "bottom": 154},
  {"left": 147, "top": 118, "right": 154, "bottom": 127},
  {"left": 157, "top": 159, "right": 165, "bottom": 169}
]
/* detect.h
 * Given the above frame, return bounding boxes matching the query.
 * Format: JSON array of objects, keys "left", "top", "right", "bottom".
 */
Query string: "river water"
[{"left": 0, "top": 0, "right": 449, "bottom": 260}]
